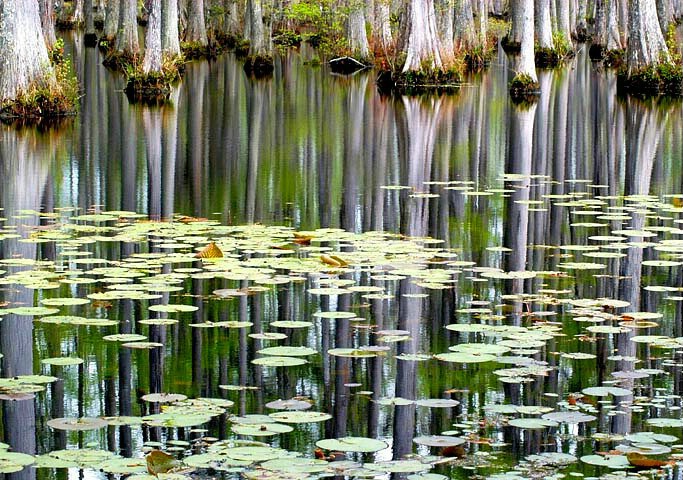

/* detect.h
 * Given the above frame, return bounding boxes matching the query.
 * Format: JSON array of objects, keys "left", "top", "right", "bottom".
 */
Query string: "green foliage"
[
  {"left": 617, "top": 61, "right": 683, "bottom": 96},
  {"left": 181, "top": 42, "right": 214, "bottom": 60},
  {"left": 273, "top": 30, "right": 303, "bottom": 48},
  {"left": 48, "top": 39, "right": 65, "bottom": 66},
  {"left": 283, "top": 0, "right": 345, "bottom": 57}
]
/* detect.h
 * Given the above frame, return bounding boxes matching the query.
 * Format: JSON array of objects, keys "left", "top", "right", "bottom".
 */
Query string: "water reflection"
[{"left": 1, "top": 33, "right": 683, "bottom": 478}]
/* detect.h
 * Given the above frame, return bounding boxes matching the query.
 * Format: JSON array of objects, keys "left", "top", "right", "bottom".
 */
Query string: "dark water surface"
[{"left": 2, "top": 33, "right": 683, "bottom": 479}]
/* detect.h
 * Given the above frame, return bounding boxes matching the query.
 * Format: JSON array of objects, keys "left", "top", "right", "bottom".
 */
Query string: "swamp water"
[{"left": 1, "top": 35, "right": 683, "bottom": 480}]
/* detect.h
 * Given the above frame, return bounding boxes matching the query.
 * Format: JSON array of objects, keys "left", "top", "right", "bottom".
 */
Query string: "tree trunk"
[
  {"left": 476, "top": 0, "right": 487, "bottom": 45},
  {"left": 511, "top": 0, "right": 537, "bottom": 81},
  {"left": 224, "top": 0, "right": 240, "bottom": 38},
  {"left": 535, "top": 0, "right": 554, "bottom": 49},
  {"left": 574, "top": 0, "right": 588, "bottom": 40},
  {"left": 143, "top": 0, "right": 162, "bottom": 72},
  {"left": 185, "top": 0, "right": 208, "bottom": 45},
  {"left": 436, "top": 0, "right": 455, "bottom": 60},
  {"left": 554, "top": 0, "right": 572, "bottom": 43},
  {"left": 246, "top": 0, "right": 269, "bottom": 56},
  {"left": 161, "top": 0, "right": 181, "bottom": 56},
  {"left": 453, "top": 0, "right": 476, "bottom": 50},
  {"left": 401, "top": 0, "right": 443, "bottom": 72},
  {"left": 85, "top": 0, "right": 96, "bottom": 41},
  {"left": 373, "top": 0, "right": 392, "bottom": 50},
  {"left": 607, "top": 0, "right": 622, "bottom": 49},
  {"left": 38, "top": 0, "right": 57, "bottom": 47},
  {"left": 116, "top": 0, "right": 139, "bottom": 56},
  {"left": 347, "top": 0, "right": 371, "bottom": 59},
  {"left": 656, "top": 0, "right": 673, "bottom": 33},
  {"left": 627, "top": 0, "right": 669, "bottom": 73},
  {"left": 594, "top": 0, "right": 622, "bottom": 51},
  {"left": 104, "top": 0, "right": 120, "bottom": 41},
  {"left": 0, "top": 0, "right": 53, "bottom": 103}
]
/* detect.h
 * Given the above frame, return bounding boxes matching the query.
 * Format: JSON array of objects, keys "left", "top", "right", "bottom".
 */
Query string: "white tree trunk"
[
  {"left": 246, "top": 0, "right": 269, "bottom": 55},
  {"left": 116, "top": 0, "right": 139, "bottom": 55},
  {"left": 143, "top": 0, "right": 162, "bottom": 72},
  {"left": 574, "top": 0, "right": 588, "bottom": 39},
  {"left": 513, "top": 0, "right": 537, "bottom": 81},
  {"left": 594, "top": 0, "right": 622, "bottom": 51},
  {"left": 627, "top": 0, "right": 669, "bottom": 72},
  {"left": 476, "top": 0, "right": 487, "bottom": 45},
  {"left": 554, "top": 0, "right": 571, "bottom": 42},
  {"left": 185, "top": 0, "right": 208, "bottom": 45},
  {"left": 161, "top": 0, "right": 181, "bottom": 56},
  {"left": 656, "top": 0, "right": 673, "bottom": 32},
  {"left": 85, "top": 0, "right": 96, "bottom": 37},
  {"left": 373, "top": 0, "right": 392, "bottom": 49},
  {"left": 535, "top": 0, "right": 554, "bottom": 49},
  {"left": 402, "top": 0, "right": 443, "bottom": 72},
  {"left": 347, "top": 0, "right": 371, "bottom": 59},
  {"left": 104, "top": 0, "right": 119, "bottom": 41},
  {"left": 0, "top": 0, "right": 53, "bottom": 102},
  {"left": 606, "top": 0, "right": 622, "bottom": 49},
  {"left": 224, "top": 0, "right": 240, "bottom": 37}
]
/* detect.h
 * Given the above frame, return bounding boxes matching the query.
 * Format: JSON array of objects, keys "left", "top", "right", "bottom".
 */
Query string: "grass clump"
[
  {"left": 1, "top": 59, "right": 79, "bottom": 124},
  {"left": 243, "top": 54, "right": 275, "bottom": 78},
  {"left": 181, "top": 41, "right": 214, "bottom": 60},
  {"left": 617, "top": 62, "right": 683, "bottom": 96},
  {"left": 273, "top": 30, "right": 302, "bottom": 48},
  {"left": 124, "top": 55, "right": 184, "bottom": 103},
  {"left": 509, "top": 73, "right": 540, "bottom": 104}
]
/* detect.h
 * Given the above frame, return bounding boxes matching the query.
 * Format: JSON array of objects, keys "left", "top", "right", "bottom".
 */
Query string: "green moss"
[
  {"left": 243, "top": 54, "right": 275, "bottom": 78},
  {"left": 604, "top": 49, "right": 625, "bottom": 68},
  {"left": 48, "top": 39, "right": 65, "bottom": 66},
  {"left": 509, "top": 73, "right": 540, "bottom": 104},
  {"left": 102, "top": 49, "right": 139, "bottom": 71},
  {"left": 379, "top": 65, "right": 462, "bottom": 95},
  {"left": 617, "top": 62, "right": 683, "bottom": 96},
  {"left": 234, "top": 39, "right": 251, "bottom": 59},
  {"left": 0, "top": 58, "right": 79, "bottom": 124}
]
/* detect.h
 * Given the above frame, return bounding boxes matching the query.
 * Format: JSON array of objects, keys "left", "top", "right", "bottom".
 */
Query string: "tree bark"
[
  {"left": 436, "top": 0, "right": 455, "bottom": 60},
  {"left": 347, "top": 0, "right": 371, "bottom": 59},
  {"left": 104, "top": 0, "right": 120, "bottom": 41},
  {"left": 535, "top": 0, "right": 554, "bottom": 49},
  {"left": 0, "top": 0, "right": 53, "bottom": 102},
  {"left": 161, "top": 0, "right": 181, "bottom": 56},
  {"left": 38, "top": 0, "right": 57, "bottom": 47},
  {"left": 143, "top": 0, "right": 162, "bottom": 72},
  {"left": 85, "top": 0, "right": 96, "bottom": 40},
  {"left": 554, "top": 0, "right": 572, "bottom": 43},
  {"left": 185, "top": 0, "right": 208, "bottom": 45},
  {"left": 246, "top": 0, "right": 269, "bottom": 56},
  {"left": 453, "top": 0, "right": 476, "bottom": 50},
  {"left": 475, "top": 0, "right": 487, "bottom": 45},
  {"left": 511, "top": 0, "right": 538, "bottom": 81},
  {"left": 627, "top": 0, "right": 669, "bottom": 73},
  {"left": 574, "top": 0, "right": 589, "bottom": 40},
  {"left": 594, "top": 0, "right": 622, "bottom": 51},
  {"left": 373, "top": 0, "right": 392, "bottom": 50},
  {"left": 401, "top": 0, "right": 443, "bottom": 72},
  {"left": 224, "top": 0, "right": 240, "bottom": 38},
  {"left": 116, "top": 0, "right": 139, "bottom": 56},
  {"left": 656, "top": 0, "right": 673, "bottom": 33}
]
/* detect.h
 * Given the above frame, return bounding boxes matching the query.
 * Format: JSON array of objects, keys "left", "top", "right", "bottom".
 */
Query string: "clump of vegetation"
[
  {"left": 243, "top": 55, "right": 275, "bottom": 77},
  {"left": 509, "top": 73, "right": 540, "bottom": 104},
  {"left": 382, "top": 62, "right": 463, "bottom": 95},
  {"left": 500, "top": 35, "right": 521, "bottom": 54},
  {"left": 273, "top": 30, "right": 303, "bottom": 48},
  {"left": 0, "top": 59, "right": 79, "bottom": 123},
  {"left": 234, "top": 39, "right": 251, "bottom": 59},
  {"left": 48, "top": 38, "right": 66, "bottom": 65},
  {"left": 535, "top": 33, "right": 573, "bottom": 68},
  {"left": 617, "top": 62, "right": 683, "bottom": 96},
  {"left": 604, "top": 48, "right": 625, "bottom": 68},
  {"left": 102, "top": 49, "right": 139, "bottom": 71},
  {"left": 124, "top": 56, "right": 184, "bottom": 103},
  {"left": 181, "top": 41, "right": 215, "bottom": 61}
]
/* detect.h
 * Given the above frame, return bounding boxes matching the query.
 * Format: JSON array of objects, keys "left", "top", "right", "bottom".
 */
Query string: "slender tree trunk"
[
  {"left": 347, "top": 0, "right": 371, "bottom": 59},
  {"left": 535, "top": 0, "right": 554, "bottom": 49},
  {"left": 116, "top": 0, "right": 139, "bottom": 56},
  {"left": 436, "top": 0, "right": 455, "bottom": 60},
  {"left": 656, "top": 0, "right": 673, "bottom": 33},
  {"left": 574, "top": 0, "right": 589, "bottom": 40},
  {"left": 373, "top": 0, "right": 392, "bottom": 50},
  {"left": 593, "top": 0, "right": 622, "bottom": 52},
  {"left": 0, "top": 0, "right": 53, "bottom": 103},
  {"left": 161, "top": 0, "right": 181, "bottom": 56},
  {"left": 185, "top": 0, "right": 208, "bottom": 45},
  {"left": 85, "top": 0, "right": 96, "bottom": 43},
  {"left": 401, "top": 0, "right": 443, "bottom": 72},
  {"left": 104, "top": 0, "right": 120, "bottom": 41},
  {"left": 72, "top": 0, "right": 84, "bottom": 24},
  {"left": 224, "top": 0, "right": 240, "bottom": 38},
  {"left": 627, "top": 0, "right": 669, "bottom": 73},
  {"left": 246, "top": 0, "right": 269, "bottom": 56},
  {"left": 511, "top": 0, "right": 538, "bottom": 82},
  {"left": 555, "top": 0, "right": 572, "bottom": 43},
  {"left": 454, "top": 0, "right": 476, "bottom": 50},
  {"left": 39, "top": 0, "right": 57, "bottom": 47},
  {"left": 476, "top": 0, "right": 487, "bottom": 45},
  {"left": 144, "top": 0, "right": 162, "bottom": 72}
]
